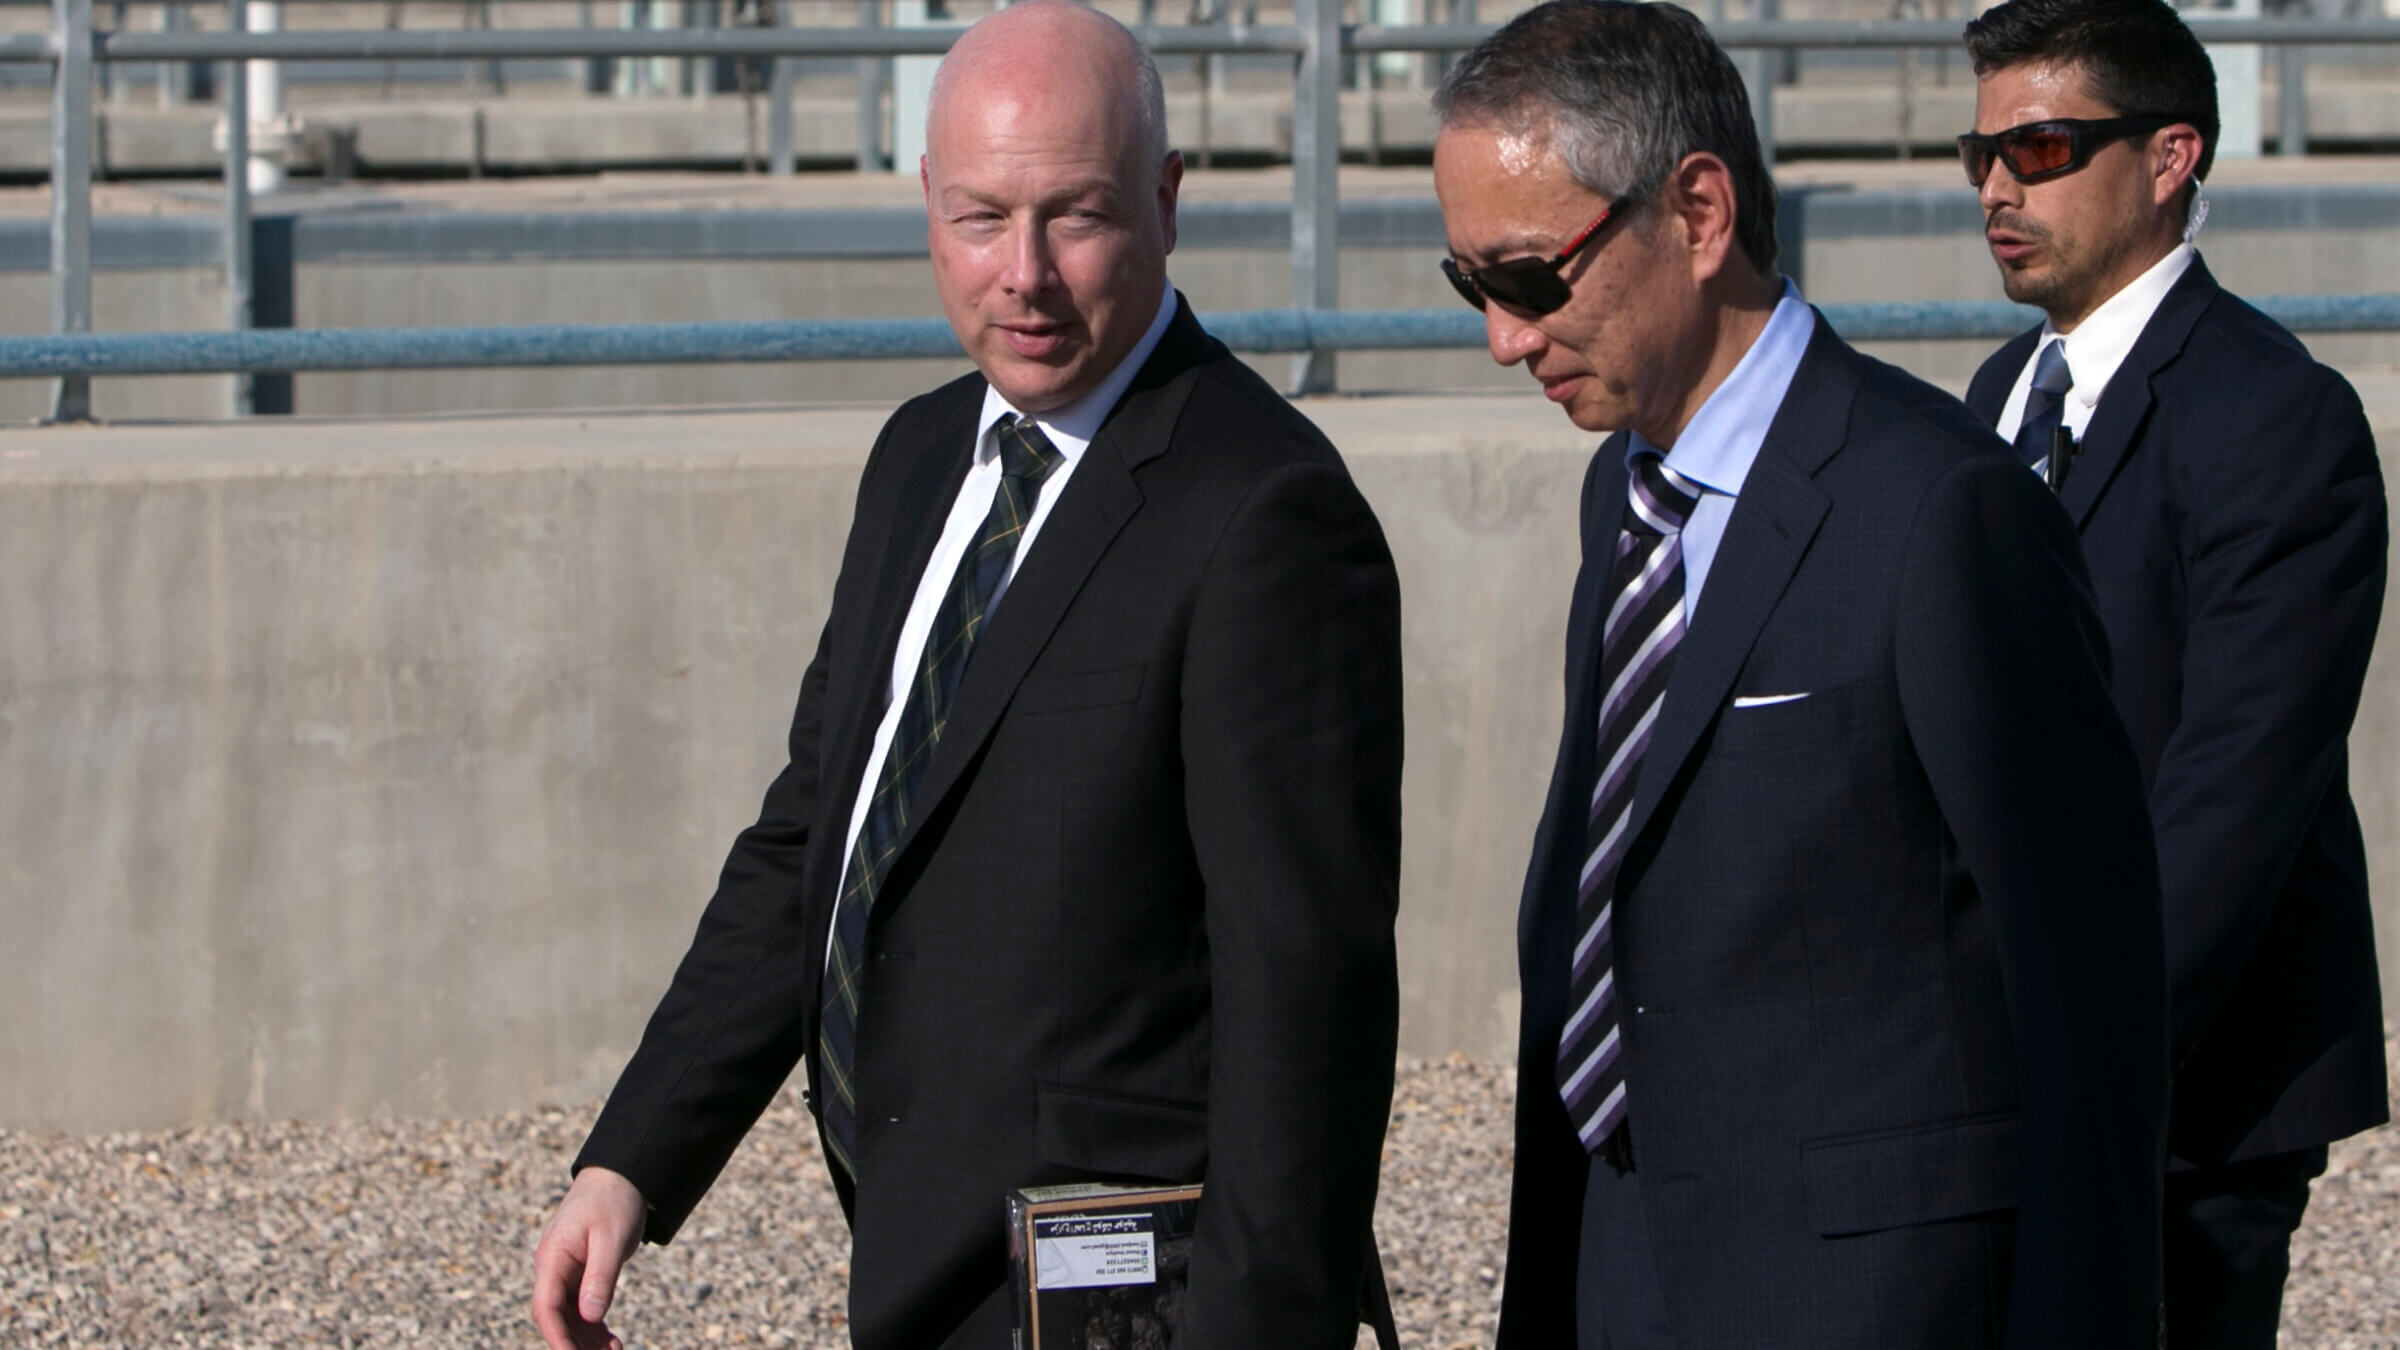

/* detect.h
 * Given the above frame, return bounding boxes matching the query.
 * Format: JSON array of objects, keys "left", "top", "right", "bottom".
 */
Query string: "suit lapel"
[
  {"left": 874, "top": 300, "right": 1214, "bottom": 894},
  {"left": 821, "top": 386, "right": 982, "bottom": 835},
  {"left": 1619, "top": 324, "right": 1842, "bottom": 854},
  {"left": 1967, "top": 327, "right": 2041, "bottom": 427},
  {"left": 1523, "top": 442, "right": 1628, "bottom": 961},
  {"left": 2056, "top": 257, "right": 2217, "bottom": 526}
]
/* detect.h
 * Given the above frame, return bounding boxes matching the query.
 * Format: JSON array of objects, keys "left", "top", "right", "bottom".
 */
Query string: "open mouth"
[
  {"left": 997, "top": 321, "right": 1076, "bottom": 359},
  {"left": 1985, "top": 217, "right": 2043, "bottom": 265}
]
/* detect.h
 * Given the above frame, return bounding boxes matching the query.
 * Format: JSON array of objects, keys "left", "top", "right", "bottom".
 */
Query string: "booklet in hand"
[{"left": 1006, "top": 1180, "right": 1204, "bottom": 1350}]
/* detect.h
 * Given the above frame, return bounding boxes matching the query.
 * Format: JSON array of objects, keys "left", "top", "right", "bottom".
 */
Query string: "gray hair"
[{"left": 1433, "top": 0, "right": 1778, "bottom": 274}]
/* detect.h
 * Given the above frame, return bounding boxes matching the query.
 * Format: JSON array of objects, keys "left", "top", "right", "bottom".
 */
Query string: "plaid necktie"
[
  {"left": 2014, "top": 338, "right": 2074, "bottom": 471},
  {"left": 818, "top": 412, "right": 1063, "bottom": 1178},
  {"left": 1557, "top": 452, "right": 1700, "bottom": 1160}
]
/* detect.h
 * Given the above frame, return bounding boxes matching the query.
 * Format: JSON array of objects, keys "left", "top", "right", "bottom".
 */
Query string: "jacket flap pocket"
[
  {"left": 1800, "top": 1113, "right": 2019, "bottom": 1236},
  {"left": 1015, "top": 664, "right": 1147, "bottom": 715},
  {"left": 1035, "top": 1081, "right": 1208, "bottom": 1183}
]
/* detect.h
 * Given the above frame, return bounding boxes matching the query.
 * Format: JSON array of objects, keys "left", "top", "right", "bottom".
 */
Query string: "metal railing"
[
  {"left": 6, "top": 3, "right": 2400, "bottom": 420},
  {"left": 4, "top": 294, "right": 2400, "bottom": 378}
]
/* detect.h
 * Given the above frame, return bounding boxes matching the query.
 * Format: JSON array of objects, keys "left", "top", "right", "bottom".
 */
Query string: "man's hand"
[{"left": 531, "top": 1166, "right": 646, "bottom": 1350}]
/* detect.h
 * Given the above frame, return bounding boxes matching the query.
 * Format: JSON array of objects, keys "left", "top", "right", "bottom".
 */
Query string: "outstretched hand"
[{"left": 530, "top": 1166, "right": 647, "bottom": 1350}]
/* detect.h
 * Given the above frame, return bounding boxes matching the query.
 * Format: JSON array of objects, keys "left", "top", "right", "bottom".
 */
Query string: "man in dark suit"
[
  {"left": 1958, "top": 1, "right": 2389, "bottom": 1342},
  {"left": 526, "top": 5, "right": 1404, "bottom": 1347},
  {"left": 1432, "top": 4, "right": 2168, "bottom": 1345}
]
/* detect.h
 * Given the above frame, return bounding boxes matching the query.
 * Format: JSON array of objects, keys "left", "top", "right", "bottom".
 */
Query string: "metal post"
[
  {"left": 891, "top": 0, "right": 940, "bottom": 175},
  {"left": 1290, "top": 0, "right": 1340, "bottom": 394},
  {"left": 580, "top": 0, "right": 609, "bottom": 95},
  {"left": 104, "top": 0, "right": 122, "bottom": 104},
  {"left": 1745, "top": 48, "right": 1775, "bottom": 168},
  {"left": 224, "top": 0, "right": 254, "bottom": 416},
  {"left": 2278, "top": 40, "right": 2306, "bottom": 156},
  {"left": 245, "top": 0, "right": 285, "bottom": 192},
  {"left": 1733, "top": 0, "right": 1773, "bottom": 167},
  {"left": 159, "top": 1, "right": 194, "bottom": 107},
  {"left": 48, "top": 0, "right": 93, "bottom": 422},
  {"left": 855, "top": 0, "right": 884, "bottom": 172},
  {"left": 769, "top": 49, "right": 794, "bottom": 176}
]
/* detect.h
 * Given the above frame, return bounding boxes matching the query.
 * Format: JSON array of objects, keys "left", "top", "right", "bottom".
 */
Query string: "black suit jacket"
[
  {"left": 1967, "top": 257, "right": 2389, "bottom": 1167},
  {"left": 576, "top": 299, "right": 1405, "bottom": 1350},
  {"left": 1497, "top": 323, "right": 2168, "bottom": 1349}
]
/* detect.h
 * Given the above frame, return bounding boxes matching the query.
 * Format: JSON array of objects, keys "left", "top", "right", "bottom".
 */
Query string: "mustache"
[{"left": 1986, "top": 210, "right": 2053, "bottom": 243}]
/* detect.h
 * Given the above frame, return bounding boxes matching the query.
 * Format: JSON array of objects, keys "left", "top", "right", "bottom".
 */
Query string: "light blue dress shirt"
[{"left": 1625, "top": 278, "right": 1815, "bottom": 622}]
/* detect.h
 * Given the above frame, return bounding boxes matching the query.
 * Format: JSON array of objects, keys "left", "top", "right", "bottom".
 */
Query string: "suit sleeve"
[
  {"left": 1174, "top": 460, "right": 1404, "bottom": 1350},
  {"left": 1893, "top": 455, "right": 2168, "bottom": 1349},
  {"left": 572, "top": 421, "right": 899, "bottom": 1243},
  {"left": 2149, "top": 363, "right": 2387, "bottom": 1053}
]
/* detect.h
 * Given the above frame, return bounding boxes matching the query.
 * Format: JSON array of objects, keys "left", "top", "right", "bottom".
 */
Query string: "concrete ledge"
[{"left": 2, "top": 388, "right": 2396, "bottom": 1130}]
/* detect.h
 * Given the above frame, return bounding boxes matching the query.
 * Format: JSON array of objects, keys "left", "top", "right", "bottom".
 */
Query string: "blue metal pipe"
[{"left": 0, "top": 298, "right": 2394, "bottom": 378}]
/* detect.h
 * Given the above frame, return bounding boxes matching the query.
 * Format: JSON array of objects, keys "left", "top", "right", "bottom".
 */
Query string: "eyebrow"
[{"left": 938, "top": 180, "right": 1127, "bottom": 211}]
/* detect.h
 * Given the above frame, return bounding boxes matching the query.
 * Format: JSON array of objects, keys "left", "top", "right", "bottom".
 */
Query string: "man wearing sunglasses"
[
  {"left": 1435, "top": 4, "right": 2166, "bottom": 1347},
  {"left": 1958, "top": 2, "right": 2389, "bottom": 1345}
]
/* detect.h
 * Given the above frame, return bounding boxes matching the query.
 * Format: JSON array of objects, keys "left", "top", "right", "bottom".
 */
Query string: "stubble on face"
[{"left": 1974, "top": 60, "right": 2169, "bottom": 330}]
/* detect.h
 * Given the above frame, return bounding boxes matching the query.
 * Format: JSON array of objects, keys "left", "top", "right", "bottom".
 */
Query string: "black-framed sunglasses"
[
  {"left": 1440, "top": 196, "right": 1639, "bottom": 316},
  {"left": 1956, "top": 115, "right": 2182, "bottom": 188}
]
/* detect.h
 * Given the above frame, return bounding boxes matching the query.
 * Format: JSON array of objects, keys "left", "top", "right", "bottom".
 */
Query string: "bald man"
[{"left": 527, "top": 5, "right": 1404, "bottom": 1349}]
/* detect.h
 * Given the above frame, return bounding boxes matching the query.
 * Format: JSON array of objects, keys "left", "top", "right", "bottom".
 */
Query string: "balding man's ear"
[{"left": 1157, "top": 149, "right": 1185, "bottom": 254}]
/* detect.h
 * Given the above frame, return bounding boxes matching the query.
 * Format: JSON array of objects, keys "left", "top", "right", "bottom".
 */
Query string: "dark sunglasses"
[
  {"left": 1441, "top": 196, "right": 1638, "bottom": 316},
  {"left": 1956, "top": 115, "right": 2182, "bottom": 187}
]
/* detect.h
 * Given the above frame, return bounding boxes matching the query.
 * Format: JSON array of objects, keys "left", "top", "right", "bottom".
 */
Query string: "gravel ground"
[{"left": 1, "top": 1044, "right": 2390, "bottom": 1349}]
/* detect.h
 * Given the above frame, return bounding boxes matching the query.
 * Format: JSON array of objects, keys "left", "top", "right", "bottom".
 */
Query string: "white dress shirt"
[
  {"left": 1997, "top": 243, "right": 2195, "bottom": 446},
  {"left": 830, "top": 280, "right": 1178, "bottom": 940}
]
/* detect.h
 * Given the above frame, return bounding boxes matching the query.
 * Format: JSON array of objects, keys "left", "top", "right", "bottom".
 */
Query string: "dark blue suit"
[
  {"left": 1968, "top": 257, "right": 2388, "bottom": 1345},
  {"left": 1497, "top": 322, "right": 2169, "bottom": 1349}
]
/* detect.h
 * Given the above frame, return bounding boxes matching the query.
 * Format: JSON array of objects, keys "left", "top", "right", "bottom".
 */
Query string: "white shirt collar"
[
  {"left": 2042, "top": 243, "right": 2195, "bottom": 414},
  {"left": 975, "top": 279, "right": 1178, "bottom": 465}
]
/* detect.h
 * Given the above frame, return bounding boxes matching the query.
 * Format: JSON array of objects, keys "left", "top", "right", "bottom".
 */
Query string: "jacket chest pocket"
[
  {"left": 1014, "top": 664, "right": 1148, "bottom": 716},
  {"left": 1703, "top": 678, "right": 1864, "bottom": 769}
]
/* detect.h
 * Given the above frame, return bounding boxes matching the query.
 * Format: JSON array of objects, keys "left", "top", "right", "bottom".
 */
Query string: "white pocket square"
[{"left": 1731, "top": 692, "right": 1810, "bottom": 708}]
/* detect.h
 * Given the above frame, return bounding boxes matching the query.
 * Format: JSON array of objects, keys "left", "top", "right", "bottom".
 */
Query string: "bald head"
[
  {"left": 918, "top": 0, "right": 1183, "bottom": 413},
  {"left": 928, "top": 1, "right": 1167, "bottom": 179}
]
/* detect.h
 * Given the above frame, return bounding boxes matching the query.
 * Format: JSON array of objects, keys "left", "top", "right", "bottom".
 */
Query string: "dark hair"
[
  {"left": 1964, "top": 0, "right": 2218, "bottom": 182},
  {"left": 1434, "top": 0, "right": 1778, "bottom": 276}
]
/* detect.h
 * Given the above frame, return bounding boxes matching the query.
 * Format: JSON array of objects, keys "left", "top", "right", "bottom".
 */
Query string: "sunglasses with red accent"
[
  {"left": 1440, "top": 195, "right": 1640, "bottom": 316},
  {"left": 1956, "top": 114, "right": 2183, "bottom": 188}
]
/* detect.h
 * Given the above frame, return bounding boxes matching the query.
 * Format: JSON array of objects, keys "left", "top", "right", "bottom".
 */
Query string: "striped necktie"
[
  {"left": 2013, "top": 338, "right": 2074, "bottom": 470},
  {"left": 817, "top": 412, "right": 1062, "bottom": 1178},
  {"left": 1557, "top": 451, "right": 1700, "bottom": 1160}
]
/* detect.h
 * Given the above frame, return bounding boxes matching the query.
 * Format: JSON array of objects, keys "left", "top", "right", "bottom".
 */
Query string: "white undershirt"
[
  {"left": 827, "top": 280, "right": 1177, "bottom": 957},
  {"left": 1997, "top": 243, "right": 2195, "bottom": 446}
]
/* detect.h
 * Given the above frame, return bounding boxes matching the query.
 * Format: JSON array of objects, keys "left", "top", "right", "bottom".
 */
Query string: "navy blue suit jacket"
[
  {"left": 1967, "top": 257, "right": 2389, "bottom": 1167},
  {"left": 1498, "top": 322, "right": 2168, "bottom": 1349}
]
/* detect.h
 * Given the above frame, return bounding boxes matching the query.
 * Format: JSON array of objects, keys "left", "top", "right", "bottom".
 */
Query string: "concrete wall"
[{"left": 4, "top": 388, "right": 2398, "bottom": 1132}]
